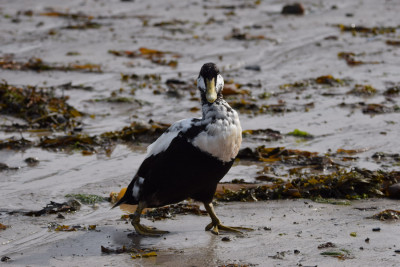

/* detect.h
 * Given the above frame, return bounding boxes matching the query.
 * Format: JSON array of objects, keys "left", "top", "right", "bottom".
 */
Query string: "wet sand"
[
  {"left": 1, "top": 199, "right": 400, "bottom": 266},
  {"left": 1, "top": 0, "right": 400, "bottom": 266}
]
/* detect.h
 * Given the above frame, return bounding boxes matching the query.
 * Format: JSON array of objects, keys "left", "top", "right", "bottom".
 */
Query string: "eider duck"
[{"left": 114, "top": 63, "right": 244, "bottom": 235}]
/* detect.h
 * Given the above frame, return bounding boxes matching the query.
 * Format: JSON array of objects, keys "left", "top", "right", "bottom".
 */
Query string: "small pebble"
[
  {"left": 324, "top": 35, "right": 338, "bottom": 41},
  {"left": 387, "top": 183, "right": 400, "bottom": 199},
  {"left": 365, "top": 238, "right": 370, "bottom": 243},
  {"left": 372, "top": 227, "right": 381, "bottom": 232},
  {"left": 244, "top": 65, "right": 261, "bottom": 71},
  {"left": 0, "top": 163, "right": 9, "bottom": 170},
  {"left": 24, "top": 157, "right": 39, "bottom": 166},
  {"left": 281, "top": 3, "right": 305, "bottom": 15},
  {"left": 294, "top": 249, "right": 300, "bottom": 254},
  {"left": 166, "top": 78, "right": 186, "bottom": 85},
  {"left": 318, "top": 242, "right": 335, "bottom": 249},
  {"left": 166, "top": 89, "right": 183, "bottom": 98},
  {"left": 1, "top": 256, "right": 11, "bottom": 262},
  {"left": 221, "top": 236, "right": 231, "bottom": 242}
]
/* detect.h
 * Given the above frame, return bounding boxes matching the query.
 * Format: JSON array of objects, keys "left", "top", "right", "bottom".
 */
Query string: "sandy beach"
[{"left": 1, "top": 0, "right": 399, "bottom": 266}]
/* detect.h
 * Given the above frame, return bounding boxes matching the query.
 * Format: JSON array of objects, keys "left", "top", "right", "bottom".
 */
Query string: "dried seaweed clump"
[
  {"left": 144, "top": 203, "right": 207, "bottom": 221},
  {"left": 337, "top": 52, "right": 380, "bottom": 66},
  {"left": 0, "top": 137, "right": 33, "bottom": 150},
  {"left": 36, "top": 120, "right": 169, "bottom": 153},
  {"left": 238, "top": 146, "right": 318, "bottom": 163},
  {"left": 100, "top": 120, "right": 170, "bottom": 144},
  {"left": 109, "top": 47, "right": 179, "bottom": 68},
  {"left": 101, "top": 245, "right": 157, "bottom": 259},
  {"left": 228, "top": 98, "right": 291, "bottom": 115},
  {"left": 215, "top": 168, "right": 399, "bottom": 202},
  {"left": 0, "top": 82, "right": 82, "bottom": 130},
  {"left": 0, "top": 56, "right": 101, "bottom": 72},
  {"left": 279, "top": 75, "right": 346, "bottom": 92},
  {"left": 371, "top": 209, "right": 400, "bottom": 221},
  {"left": 337, "top": 24, "right": 396, "bottom": 36},
  {"left": 1, "top": 120, "right": 169, "bottom": 153},
  {"left": 23, "top": 200, "right": 81, "bottom": 217},
  {"left": 224, "top": 28, "right": 268, "bottom": 41},
  {"left": 38, "top": 134, "right": 99, "bottom": 151},
  {"left": 347, "top": 84, "right": 377, "bottom": 96}
]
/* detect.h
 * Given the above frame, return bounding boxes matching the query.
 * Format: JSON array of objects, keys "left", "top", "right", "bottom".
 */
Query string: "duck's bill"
[{"left": 205, "top": 78, "right": 217, "bottom": 103}]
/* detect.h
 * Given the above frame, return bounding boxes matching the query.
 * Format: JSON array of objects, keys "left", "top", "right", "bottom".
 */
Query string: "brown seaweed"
[
  {"left": 371, "top": 209, "right": 400, "bottom": 220},
  {"left": 386, "top": 40, "right": 400, "bottom": 46},
  {"left": 23, "top": 200, "right": 81, "bottom": 217},
  {"left": 39, "top": 10, "right": 94, "bottom": 20},
  {"left": 237, "top": 146, "right": 324, "bottom": 166},
  {"left": 339, "top": 101, "right": 399, "bottom": 115},
  {"left": 215, "top": 168, "right": 399, "bottom": 201},
  {"left": 0, "top": 56, "right": 101, "bottom": 72},
  {"left": 279, "top": 75, "right": 346, "bottom": 92},
  {"left": 108, "top": 47, "right": 179, "bottom": 68},
  {"left": 100, "top": 121, "right": 169, "bottom": 144},
  {"left": 64, "top": 21, "right": 101, "bottom": 30},
  {"left": 101, "top": 245, "right": 157, "bottom": 259},
  {"left": 1, "top": 120, "right": 169, "bottom": 153},
  {"left": 362, "top": 103, "right": 398, "bottom": 114},
  {"left": 224, "top": 28, "right": 268, "bottom": 41},
  {"left": 338, "top": 52, "right": 380, "bottom": 66},
  {"left": 0, "top": 223, "right": 8, "bottom": 230},
  {"left": 0, "top": 83, "right": 82, "bottom": 130},
  {"left": 383, "top": 86, "right": 400, "bottom": 96},
  {"left": 0, "top": 137, "right": 33, "bottom": 150},
  {"left": 347, "top": 84, "right": 377, "bottom": 96},
  {"left": 143, "top": 203, "right": 207, "bottom": 221},
  {"left": 337, "top": 24, "right": 396, "bottom": 35}
]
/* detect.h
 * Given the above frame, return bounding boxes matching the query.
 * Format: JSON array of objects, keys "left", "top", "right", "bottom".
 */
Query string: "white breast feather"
[
  {"left": 192, "top": 110, "right": 242, "bottom": 162},
  {"left": 146, "top": 118, "right": 193, "bottom": 158}
]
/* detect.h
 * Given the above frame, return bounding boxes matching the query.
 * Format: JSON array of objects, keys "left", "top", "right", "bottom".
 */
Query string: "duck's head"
[{"left": 197, "top": 63, "right": 224, "bottom": 104}]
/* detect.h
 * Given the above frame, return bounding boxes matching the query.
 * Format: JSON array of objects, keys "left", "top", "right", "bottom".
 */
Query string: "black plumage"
[
  {"left": 114, "top": 63, "right": 246, "bottom": 235},
  {"left": 123, "top": 136, "right": 234, "bottom": 207}
]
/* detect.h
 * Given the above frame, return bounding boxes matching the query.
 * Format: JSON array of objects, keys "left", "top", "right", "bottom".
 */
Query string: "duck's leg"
[
  {"left": 130, "top": 202, "right": 169, "bottom": 236},
  {"left": 203, "top": 202, "right": 252, "bottom": 235}
]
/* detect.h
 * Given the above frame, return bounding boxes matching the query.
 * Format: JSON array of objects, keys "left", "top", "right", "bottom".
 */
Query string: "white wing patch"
[
  {"left": 132, "top": 176, "right": 144, "bottom": 200},
  {"left": 145, "top": 100, "right": 242, "bottom": 163},
  {"left": 146, "top": 118, "right": 193, "bottom": 158}
]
